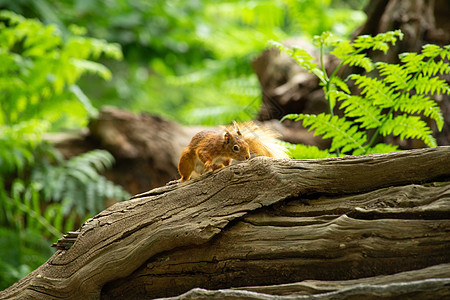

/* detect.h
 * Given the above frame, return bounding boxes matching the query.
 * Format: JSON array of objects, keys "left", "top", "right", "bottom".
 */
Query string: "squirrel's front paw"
[{"left": 166, "top": 179, "right": 181, "bottom": 185}]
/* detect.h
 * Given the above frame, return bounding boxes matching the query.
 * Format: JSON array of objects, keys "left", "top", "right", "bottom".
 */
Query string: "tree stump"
[{"left": 1, "top": 147, "right": 449, "bottom": 299}]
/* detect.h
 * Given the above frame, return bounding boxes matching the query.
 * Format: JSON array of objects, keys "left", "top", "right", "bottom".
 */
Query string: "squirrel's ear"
[
  {"left": 224, "top": 129, "right": 232, "bottom": 143},
  {"left": 233, "top": 120, "right": 242, "bottom": 136}
]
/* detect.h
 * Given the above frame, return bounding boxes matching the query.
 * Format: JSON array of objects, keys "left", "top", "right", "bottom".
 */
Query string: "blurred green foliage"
[
  {"left": 0, "top": 10, "right": 129, "bottom": 289},
  {"left": 0, "top": 10, "right": 122, "bottom": 129},
  {"left": 1, "top": 0, "right": 367, "bottom": 125}
]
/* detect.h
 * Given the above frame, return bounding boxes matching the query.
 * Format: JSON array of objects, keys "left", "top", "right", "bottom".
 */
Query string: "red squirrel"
[{"left": 176, "top": 121, "right": 289, "bottom": 182}]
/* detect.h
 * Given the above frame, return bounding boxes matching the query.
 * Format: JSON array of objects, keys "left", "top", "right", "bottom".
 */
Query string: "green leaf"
[
  {"left": 293, "top": 113, "right": 367, "bottom": 154},
  {"left": 350, "top": 74, "right": 398, "bottom": 108},
  {"left": 376, "top": 62, "right": 410, "bottom": 90},
  {"left": 409, "top": 74, "right": 450, "bottom": 95},
  {"left": 70, "top": 85, "right": 99, "bottom": 119},
  {"left": 330, "top": 76, "right": 350, "bottom": 94},
  {"left": 70, "top": 59, "right": 112, "bottom": 80},
  {"left": 269, "top": 40, "right": 324, "bottom": 81},
  {"left": 360, "top": 143, "right": 399, "bottom": 155},
  {"left": 330, "top": 40, "right": 354, "bottom": 59},
  {"left": 283, "top": 142, "right": 336, "bottom": 159},
  {"left": 380, "top": 115, "right": 437, "bottom": 147},
  {"left": 394, "top": 94, "right": 444, "bottom": 131},
  {"left": 344, "top": 53, "right": 374, "bottom": 72},
  {"left": 421, "top": 44, "right": 443, "bottom": 57},
  {"left": 338, "top": 95, "right": 383, "bottom": 129},
  {"left": 399, "top": 52, "right": 423, "bottom": 73}
]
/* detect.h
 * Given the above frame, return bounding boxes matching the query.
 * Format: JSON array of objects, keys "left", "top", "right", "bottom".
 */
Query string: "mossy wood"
[{"left": 1, "top": 147, "right": 449, "bottom": 299}]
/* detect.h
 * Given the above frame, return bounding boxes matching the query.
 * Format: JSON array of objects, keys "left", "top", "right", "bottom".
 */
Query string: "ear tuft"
[
  {"left": 233, "top": 120, "right": 242, "bottom": 135},
  {"left": 224, "top": 130, "right": 232, "bottom": 143}
]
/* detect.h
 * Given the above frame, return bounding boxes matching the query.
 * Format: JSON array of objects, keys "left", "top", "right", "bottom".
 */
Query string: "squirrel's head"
[{"left": 224, "top": 128, "right": 250, "bottom": 161}]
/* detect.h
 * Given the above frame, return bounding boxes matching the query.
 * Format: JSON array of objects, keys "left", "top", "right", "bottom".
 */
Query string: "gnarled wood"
[
  {"left": 102, "top": 182, "right": 450, "bottom": 299},
  {"left": 1, "top": 147, "right": 449, "bottom": 299}
]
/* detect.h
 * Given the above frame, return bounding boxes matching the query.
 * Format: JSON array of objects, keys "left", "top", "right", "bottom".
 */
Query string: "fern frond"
[
  {"left": 380, "top": 115, "right": 436, "bottom": 147},
  {"left": 349, "top": 74, "right": 398, "bottom": 107},
  {"left": 421, "top": 44, "right": 445, "bottom": 58},
  {"left": 343, "top": 54, "right": 373, "bottom": 72},
  {"left": 442, "top": 45, "right": 450, "bottom": 60},
  {"left": 283, "top": 142, "right": 336, "bottom": 159},
  {"left": 70, "top": 59, "right": 112, "bottom": 80},
  {"left": 401, "top": 44, "right": 450, "bottom": 76},
  {"left": 5, "top": 179, "right": 62, "bottom": 238},
  {"left": 352, "top": 30, "right": 403, "bottom": 53},
  {"left": 364, "top": 143, "right": 399, "bottom": 155},
  {"left": 69, "top": 149, "right": 115, "bottom": 173},
  {"left": 376, "top": 62, "right": 410, "bottom": 90},
  {"left": 330, "top": 40, "right": 354, "bottom": 59},
  {"left": 31, "top": 149, "right": 129, "bottom": 215},
  {"left": 421, "top": 60, "right": 450, "bottom": 77},
  {"left": 399, "top": 52, "right": 424, "bottom": 73},
  {"left": 394, "top": 94, "right": 444, "bottom": 131},
  {"left": 331, "top": 30, "right": 403, "bottom": 63},
  {"left": 409, "top": 74, "right": 450, "bottom": 95},
  {"left": 268, "top": 41, "right": 324, "bottom": 81},
  {"left": 329, "top": 76, "right": 350, "bottom": 94},
  {"left": 338, "top": 94, "right": 383, "bottom": 129},
  {"left": 283, "top": 113, "right": 366, "bottom": 154},
  {"left": 278, "top": 30, "right": 444, "bottom": 156}
]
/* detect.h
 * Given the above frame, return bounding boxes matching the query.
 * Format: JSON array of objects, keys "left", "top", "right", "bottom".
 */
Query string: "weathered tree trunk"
[{"left": 1, "top": 146, "right": 449, "bottom": 299}]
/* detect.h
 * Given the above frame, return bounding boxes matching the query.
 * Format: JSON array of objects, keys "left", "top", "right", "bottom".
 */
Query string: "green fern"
[
  {"left": 0, "top": 11, "right": 129, "bottom": 288},
  {"left": 349, "top": 74, "right": 398, "bottom": 108},
  {"left": 284, "top": 143, "right": 336, "bottom": 159},
  {"left": 379, "top": 115, "right": 435, "bottom": 146},
  {"left": 0, "top": 10, "right": 122, "bottom": 127},
  {"left": 394, "top": 94, "right": 443, "bottom": 129},
  {"left": 2, "top": 179, "right": 64, "bottom": 238},
  {"left": 277, "top": 30, "right": 448, "bottom": 157},
  {"left": 31, "top": 149, "right": 130, "bottom": 216},
  {"left": 337, "top": 94, "right": 383, "bottom": 129},
  {"left": 284, "top": 113, "right": 366, "bottom": 154},
  {"left": 270, "top": 41, "right": 324, "bottom": 82},
  {"left": 0, "top": 139, "right": 129, "bottom": 239}
]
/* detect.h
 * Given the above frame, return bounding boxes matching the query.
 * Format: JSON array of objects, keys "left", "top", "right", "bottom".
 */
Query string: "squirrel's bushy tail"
[{"left": 228, "top": 121, "right": 290, "bottom": 159}]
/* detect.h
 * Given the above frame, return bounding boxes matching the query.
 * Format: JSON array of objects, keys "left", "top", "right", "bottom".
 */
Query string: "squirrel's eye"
[{"left": 233, "top": 145, "right": 239, "bottom": 152}]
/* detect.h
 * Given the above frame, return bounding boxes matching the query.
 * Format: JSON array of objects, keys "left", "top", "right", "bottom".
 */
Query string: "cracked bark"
[{"left": 1, "top": 147, "right": 449, "bottom": 299}]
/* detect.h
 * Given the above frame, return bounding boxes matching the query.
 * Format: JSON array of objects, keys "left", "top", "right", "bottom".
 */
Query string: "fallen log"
[
  {"left": 163, "top": 275, "right": 450, "bottom": 300},
  {"left": 1, "top": 147, "right": 449, "bottom": 299}
]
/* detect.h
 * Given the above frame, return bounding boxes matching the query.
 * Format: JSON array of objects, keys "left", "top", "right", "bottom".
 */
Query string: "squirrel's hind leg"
[{"left": 178, "top": 151, "right": 195, "bottom": 181}]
